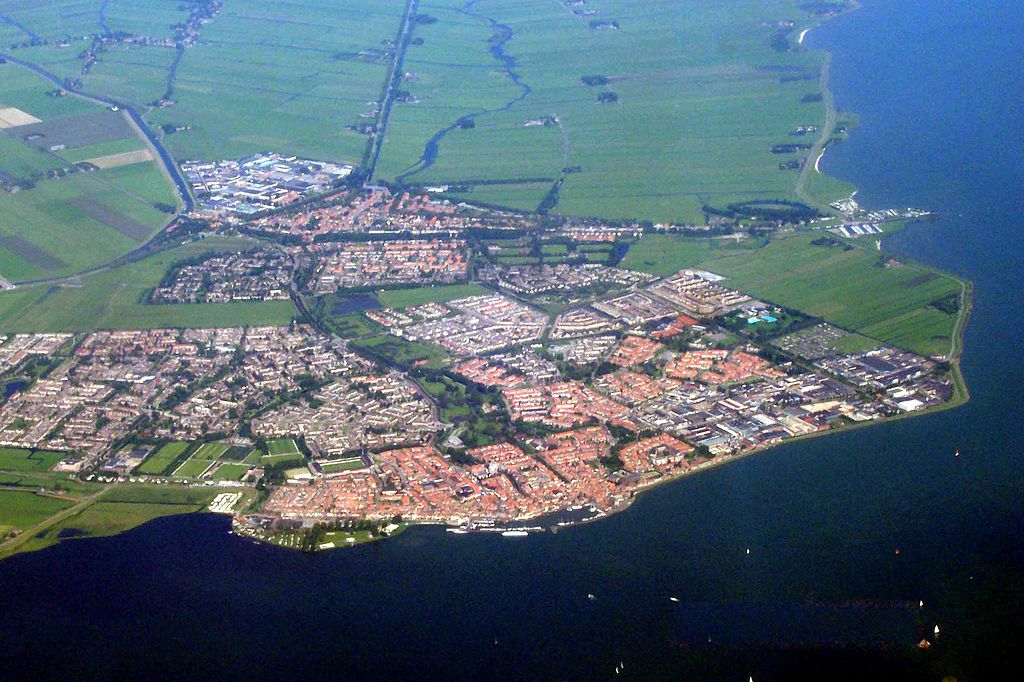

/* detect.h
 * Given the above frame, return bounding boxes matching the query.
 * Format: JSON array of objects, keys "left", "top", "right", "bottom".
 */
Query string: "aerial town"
[{"left": 0, "top": 175, "right": 956, "bottom": 544}]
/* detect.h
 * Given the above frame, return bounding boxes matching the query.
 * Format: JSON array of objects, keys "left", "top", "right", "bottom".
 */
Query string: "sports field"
[
  {"left": 137, "top": 442, "right": 191, "bottom": 475},
  {"left": 266, "top": 438, "right": 301, "bottom": 456},
  {"left": 209, "top": 463, "right": 250, "bottom": 481},
  {"left": 0, "top": 237, "right": 298, "bottom": 333}
]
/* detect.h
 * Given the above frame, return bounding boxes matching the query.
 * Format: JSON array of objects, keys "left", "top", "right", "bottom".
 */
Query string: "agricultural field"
[
  {"left": 621, "top": 234, "right": 758, "bottom": 276},
  {"left": 0, "top": 237, "right": 298, "bottom": 333},
  {"left": 0, "top": 63, "right": 180, "bottom": 282},
  {"left": 2, "top": 483, "right": 247, "bottom": 559},
  {"left": 377, "top": 0, "right": 839, "bottom": 223},
  {"left": 145, "top": 0, "right": 406, "bottom": 164},
  {"left": 0, "top": 448, "right": 65, "bottom": 472}
]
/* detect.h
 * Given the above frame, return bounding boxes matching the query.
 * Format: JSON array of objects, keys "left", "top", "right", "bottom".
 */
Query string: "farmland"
[
  {"left": 3, "top": 0, "right": 848, "bottom": 223},
  {"left": 0, "top": 448, "right": 65, "bottom": 472},
  {"left": 0, "top": 237, "right": 298, "bottom": 333},
  {"left": 376, "top": 0, "right": 838, "bottom": 223},
  {"left": 0, "top": 63, "right": 180, "bottom": 281},
  {"left": 0, "top": 0, "right": 403, "bottom": 166},
  {"left": 0, "top": 490, "right": 74, "bottom": 534}
]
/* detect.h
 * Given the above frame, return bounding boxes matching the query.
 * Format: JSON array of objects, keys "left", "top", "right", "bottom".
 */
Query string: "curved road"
[{"left": 0, "top": 52, "right": 194, "bottom": 210}]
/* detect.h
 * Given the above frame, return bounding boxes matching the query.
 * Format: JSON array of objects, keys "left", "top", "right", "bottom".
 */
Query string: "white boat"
[
  {"left": 501, "top": 530, "right": 529, "bottom": 537},
  {"left": 670, "top": 597, "right": 680, "bottom": 603},
  {"left": 934, "top": 624, "right": 940, "bottom": 635},
  {"left": 446, "top": 528, "right": 469, "bottom": 534}
]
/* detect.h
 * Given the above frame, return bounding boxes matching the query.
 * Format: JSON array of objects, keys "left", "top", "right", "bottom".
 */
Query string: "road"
[
  {"left": 364, "top": 0, "right": 420, "bottom": 183},
  {"left": 0, "top": 52, "right": 194, "bottom": 210}
]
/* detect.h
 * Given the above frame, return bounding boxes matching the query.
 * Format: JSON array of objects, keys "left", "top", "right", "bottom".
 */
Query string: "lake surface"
[{"left": 2, "top": 1, "right": 1022, "bottom": 679}]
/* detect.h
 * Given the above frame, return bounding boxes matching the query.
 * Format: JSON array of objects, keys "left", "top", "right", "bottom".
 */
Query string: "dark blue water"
[{"left": 2, "top": 2, "right": 1022, "bottom": 679}]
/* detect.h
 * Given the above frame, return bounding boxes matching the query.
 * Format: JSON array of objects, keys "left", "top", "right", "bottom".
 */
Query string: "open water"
[{"left": 2, "top": 1, "right": 1022, "bottom": 678}]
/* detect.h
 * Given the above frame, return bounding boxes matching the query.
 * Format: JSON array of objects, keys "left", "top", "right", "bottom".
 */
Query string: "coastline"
[
  {"left": 794, "top": 1, "right": 862, "bottom": 208},
  {"left": 0, "top": 0, "right": 976, "bottom": 560}
]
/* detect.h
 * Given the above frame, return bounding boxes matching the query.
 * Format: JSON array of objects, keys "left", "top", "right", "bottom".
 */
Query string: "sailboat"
[{"left": 934, "top": 624, "right": 941, "bottom": 636}]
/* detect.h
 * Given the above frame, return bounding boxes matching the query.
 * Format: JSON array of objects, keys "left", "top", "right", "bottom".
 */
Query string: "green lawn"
[
  {"left": 353, "top": 335, "right": 451, "bottom": 369},
  {"left": 193, "top": 443, "right": 231, "bottom": 460},
  {"left": 0, "top": 490, "right": 74, "bottom": 533},
  {"left": 0, "top": 448, "right": 65, "bottom": 472},
  {"left": 267, "top": 438, "right": 300, "bottom": 456},
  {"left": 0, "top": 237, "right": 298, "bottom": 333},
  {"left": 209, "top": 463, "right": 250, "bottom": 481},
  {"left": 171, "top": 456, "right": 214, "bottom": 479},
  {"left": 260, "top": 453, "right": 305, "bottom": 468},
  {"left": 377, "top": 284, "right": 491, "bottom": 308},
  {"left": 320, "top": 459, "right": 365, "bottom": 473}
]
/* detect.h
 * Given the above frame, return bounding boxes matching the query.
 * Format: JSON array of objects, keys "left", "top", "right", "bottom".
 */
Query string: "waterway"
[{"left": 1, "top": 1, "right": 1022, "bottom": 679}]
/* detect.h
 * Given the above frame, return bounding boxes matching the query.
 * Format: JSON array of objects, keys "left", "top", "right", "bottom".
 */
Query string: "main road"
[{"left": 363, "top": 0, "right": 420, "bottom": 183}]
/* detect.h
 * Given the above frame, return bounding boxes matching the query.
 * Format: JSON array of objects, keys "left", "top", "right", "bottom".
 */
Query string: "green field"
[
  {"left": 172, "top": 456, "right": 215, "bottom": 479},
  {"left": 2, "top": 0, "right": 396, "bottom": 166},
  {"left": 320, "top": 458, "right": 365, "bottom": 473},
  {"left": 260, "top": 453, "right": 305, "bottom": 468},
  {"left": 209, "top": 463, "right": 250, "bottom": 481},
  {"left": 0, "top": 237, "right": 298, "bottom": 333},
  {"left": 626, "top": 231, "right": 963, "bottom": 357},
  {"left": 0, "top": 491, "right": 74, "bottom": 534},
  {"left": 267, "top": 439, "right": 301, "bottom": 456},
  {"left": 0, "top": 448, "right": 64, "bottom": 472},
  {"left": 353, "top": 335, "right": 451, "bottom": 369},
  {"left": 0, "top": 63, "right": 180, "bottom": 281},
  {"left": 136, "top": 441, "right": 191, "bottom": 475},
  {"left": 376, "top": 0, "right": 838, "bottom": 222},
  {"left": 193, "top": 443, "right": 231, "bottom": 460},
  {"left": 621, "top": 235, "right": 757, "bottom": 276},
  {"left": 377, "top": 284, "right": 491, "bottom": 308}
]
